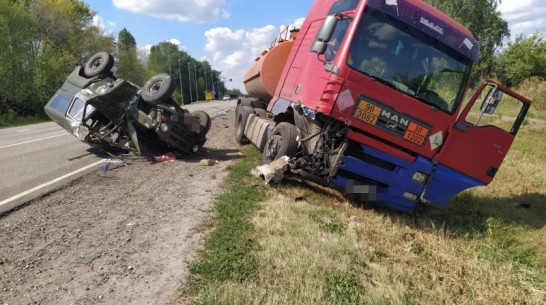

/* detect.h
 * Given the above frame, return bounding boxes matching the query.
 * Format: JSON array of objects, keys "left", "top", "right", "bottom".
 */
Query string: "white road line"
[
  {"left": 0, "top": 133, "right": 69, "bottom": 149},
  {"left": 0, "top": 160, "right": 104, "bottom": 209},
  {"left": 16, "top": 129, "right": 31, "bottom": 133}
]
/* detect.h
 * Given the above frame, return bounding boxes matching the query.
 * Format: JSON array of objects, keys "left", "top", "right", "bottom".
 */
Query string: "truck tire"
[
  {"left": 262, "top": 122, "right": 298, "bottom": 164},
  {"left": 141, "top": 73, "right": 176, "bottom": 106},
  {"left": 192, "top": 110, "right": 211, "bottom": 135},
  {"left": 84, "top": 51, "right": 114, "bottom": 77},
  {"left": 235, "top": 106, "right": 252, "bottom": 144}
]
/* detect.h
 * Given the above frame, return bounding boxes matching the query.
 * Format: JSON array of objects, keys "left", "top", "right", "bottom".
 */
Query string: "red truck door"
[{"left": 431, "top": 81, "right": 531, "bottom": 184}]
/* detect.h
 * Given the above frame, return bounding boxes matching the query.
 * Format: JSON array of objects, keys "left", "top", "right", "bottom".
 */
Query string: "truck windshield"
[{"left": 348, "top": 7, "right": 472, "bottom": 114}]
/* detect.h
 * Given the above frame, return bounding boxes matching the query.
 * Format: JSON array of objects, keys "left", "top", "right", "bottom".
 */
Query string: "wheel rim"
[
  {"left": 264, "top": 134, "right": 281, "bottom": 159},
  {"left": 150, "top": 81, "right": 163, "bottom": 94},
  {"left": 92, "top": 59, "right": 102, "bottom": 69}
]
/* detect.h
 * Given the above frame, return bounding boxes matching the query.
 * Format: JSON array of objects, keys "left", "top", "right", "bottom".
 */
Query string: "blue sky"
[{"left": 85, "top": 0, "right": 546, "bottom": 92}]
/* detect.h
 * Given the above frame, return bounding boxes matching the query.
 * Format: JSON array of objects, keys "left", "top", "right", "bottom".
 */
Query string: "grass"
[
  {"left": 178, "top": 117, "right": 545, "bottom": 304},
  {"left": 0, "top": 111, "right": 49, "bottom": 129}
]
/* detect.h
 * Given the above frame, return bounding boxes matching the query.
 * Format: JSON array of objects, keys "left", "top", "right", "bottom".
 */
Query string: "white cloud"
[
  {"left": 204, "top": 18, "right": 304, "bottom": 92},
  {"left": 204, "top": 28, "right": 245, "bottom": 51},
  {"left": 92, "top": 16, "right": 105, "bottom": 30},
  {"left": 499, "top": 0, "right": 546, "bottom": 38},
  {"left": 221, "top": 9, "right": 231, "bottom": 19},
  {"left": 113, "top": 0, "right": 229, "bottom": 23},
  {"left": 166, "top": 38, "right": 187, "bottom": 51},
  {"left": 91, "top": 15, "right": 115, "bottom": 36}
]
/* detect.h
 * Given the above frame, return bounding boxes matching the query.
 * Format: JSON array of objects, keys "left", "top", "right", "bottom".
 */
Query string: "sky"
[{"left": 84, "top": 0, "right": 546, "bottom": 92}]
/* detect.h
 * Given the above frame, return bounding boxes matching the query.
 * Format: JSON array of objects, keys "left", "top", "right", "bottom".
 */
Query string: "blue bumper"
[{"left": 329, "top": 143, "right": 484, "bottom": 212}]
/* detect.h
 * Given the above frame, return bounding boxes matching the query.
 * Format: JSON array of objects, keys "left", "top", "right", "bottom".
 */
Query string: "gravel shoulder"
[{"left": 0, "top": 111, "right": 240, "bottom": 305}]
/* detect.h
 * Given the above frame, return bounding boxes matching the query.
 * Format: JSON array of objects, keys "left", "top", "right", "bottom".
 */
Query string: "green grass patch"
[
  {"left": 182, "top": 146, "right": 265, "bottom": 302},
  {"left": 0, "top": 111, "right": 49, "bottom": 129}
]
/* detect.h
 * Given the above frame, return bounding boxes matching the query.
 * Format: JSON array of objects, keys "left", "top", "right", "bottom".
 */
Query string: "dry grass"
[{"left": 516, "top": 77, "right": 546, "bottom": 113}]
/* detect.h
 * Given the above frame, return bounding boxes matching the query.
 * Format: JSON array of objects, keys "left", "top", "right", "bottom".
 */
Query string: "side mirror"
[
  {"left": 310, "top": 15, "right": 338, "bottom": 55},
  {"left": 480, "top": 87, "right": 503, "bottom": 114}
]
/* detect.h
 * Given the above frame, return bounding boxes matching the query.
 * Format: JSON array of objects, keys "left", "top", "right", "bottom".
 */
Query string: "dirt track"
[{"left": 0, "top": 111, "right": 239, "bottom": 304}]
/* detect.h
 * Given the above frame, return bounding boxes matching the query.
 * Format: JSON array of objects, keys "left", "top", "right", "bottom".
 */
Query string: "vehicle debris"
[
  {"left": 199, "top": 159, "right": 218, "bottom": 166},
  {"left": 44, "top": 51, "right": 211, "bottom": 157},
  {"left": 251, "top": 156, "right": 290, "bottom": 184},
  {"left": 153, "top": 152, "right": 176, "bottom": 163}
]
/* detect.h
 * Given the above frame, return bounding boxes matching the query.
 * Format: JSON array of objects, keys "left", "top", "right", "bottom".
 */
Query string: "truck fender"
[{"left": 244, "top": 113, "right": 275, "bottom": 151}]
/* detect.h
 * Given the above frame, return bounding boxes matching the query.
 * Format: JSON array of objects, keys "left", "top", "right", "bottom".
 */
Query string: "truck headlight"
[
  {"left": 412, "top": 171, "right": 428, "bottom": 183},
  {"left": 160, "top": 122, "right": 169, "bottom": 133}
]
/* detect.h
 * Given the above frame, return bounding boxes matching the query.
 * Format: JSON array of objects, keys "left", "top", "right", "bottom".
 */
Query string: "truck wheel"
[
  {"left": 235, "top": 106, "right": 252, "bottom": 144},
  {"left": 84, "top": 51, "right": 114, "bottom": 77},
  {"left": 192, "top": 110, "right": 211, "bottom": 135},
  {"left": 262, "top": 122, "right": 298, "bottom": 164},
  {"left": 141, "top": 73, "right": 176, "bottom": 105}
]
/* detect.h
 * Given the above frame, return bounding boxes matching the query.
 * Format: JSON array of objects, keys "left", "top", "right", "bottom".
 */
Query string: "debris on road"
[
  {"left": 199, "top": 159, "right": 218, "bottom": 166},
  {"left": 154, "top": 152, "right": 176, "bottom": 162},
  {"left": 251, "top": 156, "right": 290, "bottom": 184},
  {"left": 216, "top": 124, "right": 229, "bottom": 128}
]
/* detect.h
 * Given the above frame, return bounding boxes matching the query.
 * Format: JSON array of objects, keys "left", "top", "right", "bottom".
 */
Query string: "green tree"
[
  {"left": 115, "top": 28, "right": 148, "bottom": 85},
  {"left": 118, "top": 27, "right": 136, "bottom": 48},
  {"left": 495, "top": 33, "right": 546, "bottom": 87},
  {"left": 0, "top": 0, "right": 115, "bottom": 120},
  {"left": 427, "top": 0, "right": 509, "bottom": 84}
]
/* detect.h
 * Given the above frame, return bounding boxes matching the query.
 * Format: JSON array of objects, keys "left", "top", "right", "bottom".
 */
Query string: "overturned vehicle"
[{"left": 45, "top": 51, "right": 211, "bottom": 155}]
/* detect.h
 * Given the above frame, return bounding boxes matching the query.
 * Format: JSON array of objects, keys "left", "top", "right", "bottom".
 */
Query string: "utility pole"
[
  {"left": 178, "top": 59, "right": 183, "bottom": 103},
  {"left": 210, "top": 70, "right": 215, "bottom": 99},
  {"left": 168, "top": 55, "right": 172, "bottom": 75},
  {"left": 187, "top": 62, "right": 193, "bottom": 103},
  {"left": 193, "top": 65, "right": 198, "bottom": 102},
  {"left": 204, "top": 67, "right": 208, "bottom": 92}
]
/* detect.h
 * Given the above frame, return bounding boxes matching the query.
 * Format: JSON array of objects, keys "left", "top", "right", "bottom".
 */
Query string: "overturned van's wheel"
[
  {"left": 235, "top": 105, "right": 252, "bottom": 144},
  {"left": 262, "top": 122, "right": 298, "bottom": 164},
  {"left": 84, "top": 51, "right": 114, "bottom": 77},
  {"left": 192, "top": 110, "right": 211, "bottom": 135},
  {"left": 141, "top": 73, "right": 176, "bottom": 106}
]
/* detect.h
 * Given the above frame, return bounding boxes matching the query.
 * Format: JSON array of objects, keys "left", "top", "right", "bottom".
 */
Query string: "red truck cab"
[{"left": 238, "top": 0, "right": 531, "bottom": 212}]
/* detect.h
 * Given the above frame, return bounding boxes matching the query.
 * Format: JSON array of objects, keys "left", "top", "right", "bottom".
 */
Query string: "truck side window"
[
  {"left": 328, "top": 0, "right": 359, "bottom": 14},
  {"left": 48, "top": 93, "right": 71, "bottom": 114},
  {"left": 324, "top": 19, "right": 351, "bottom": 62},
  {"left": 465, "top": 85, "right": 527, "bottom": 134}
]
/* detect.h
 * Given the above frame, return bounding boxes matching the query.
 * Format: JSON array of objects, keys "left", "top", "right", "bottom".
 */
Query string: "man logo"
[{"left": 380, "top": 110, "right": 410, "bottom": 127}]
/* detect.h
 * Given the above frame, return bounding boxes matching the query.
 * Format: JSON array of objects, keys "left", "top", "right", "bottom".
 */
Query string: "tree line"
[{"left": 1, "top": 0, "right": 545, "bottom": 125}]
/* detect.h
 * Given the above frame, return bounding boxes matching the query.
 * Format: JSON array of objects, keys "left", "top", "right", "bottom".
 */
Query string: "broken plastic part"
[{"left": 251, "top": 156, "right": 290, "bottom": 184}]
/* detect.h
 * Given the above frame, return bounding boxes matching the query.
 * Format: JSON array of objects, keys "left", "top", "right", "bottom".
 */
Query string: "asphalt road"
[{"left": 0, "top": 99, "right": 236, "bottom": 214}]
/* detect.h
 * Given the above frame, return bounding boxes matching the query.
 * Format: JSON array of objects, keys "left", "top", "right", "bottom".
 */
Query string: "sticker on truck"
[{"left": 352, "top": 95, "right": 432, "bottom": 146}]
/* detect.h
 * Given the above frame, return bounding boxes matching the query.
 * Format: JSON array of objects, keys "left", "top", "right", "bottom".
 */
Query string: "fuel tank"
[{"left": 244, "top": 36, "right": 296, "bottom": 102}]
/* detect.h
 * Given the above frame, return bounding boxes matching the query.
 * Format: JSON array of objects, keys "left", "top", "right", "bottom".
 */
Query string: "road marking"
[
  {"left": 16, "top": 129, "right": 31, "bottom": 133},
  {"left": 0, "top": 160, "right": 105, "bottom": 209},
  {"left": 0, "top": 133, "right": 69, "bottom": 149}
]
